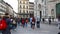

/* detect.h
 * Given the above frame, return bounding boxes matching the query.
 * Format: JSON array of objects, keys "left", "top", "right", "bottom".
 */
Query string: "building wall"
[
  {"left": 46, "top": 0, "right": 60, "bottom": 18},
  {"left": 34, "top": 0, "right": 45, "bottom": 20},
  {"left": 0, "top": 1, "right": 6, "bottom": 15},
  {"left": 5, "top": 3, "right": 14, "bottom": 16},
  {"left": 34, "top": 0, "right": 60, "bottom": 19},
  {"left": 29, "top": 2, "right": 34, "bottom": 17},
  {"left": 18, "top": 0, "right": 29, "bottom": 18},
  {"left": 18, "top": 0, "right": 34, "bottom": 18}
]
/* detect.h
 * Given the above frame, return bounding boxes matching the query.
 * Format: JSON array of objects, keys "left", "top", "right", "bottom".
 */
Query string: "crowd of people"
[
  {"left": 0, "top": 13, "right": 41, "bottom": 34},
  {"left": 0, "top": 13, "right": 60, "bottom": 34}
]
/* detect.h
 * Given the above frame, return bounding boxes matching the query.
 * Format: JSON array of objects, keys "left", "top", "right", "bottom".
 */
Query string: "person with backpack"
[
  {"left": 2, "top": 13, "right": 12, "bottom": 34},
  {"left": 0, "top": 16, "right": 7, "bottom": 32}
]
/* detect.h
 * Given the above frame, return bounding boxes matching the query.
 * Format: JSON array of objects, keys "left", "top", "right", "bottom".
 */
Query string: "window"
[
  {"left": 51, "top": 9, "right": 54, "bottom": 14},
  {"left": 23, "top": 5, "right": 25, "bottom": 9},
  {"left": 27, "top": 11, "right": 28, "bottom": 13},
  {"left": 23, "top": 10, "right": 25, "bottom": 13},
  {"left": 38, "top": 4, "right": 41, "bottom": 9},
  {"left": 20, "top": 10, "right": 21, "bottom": 13},
  {"left": 26, "top": 6, "right": 28, "bottom": 9},
  {"left": 20, "top": 1, "right": 21, "bottom": 3},
  {"left": 26, "top": 1, "right": 28, "bottom": 4},
  {"left": 20, "top": 5, "right": 22, "bottom": 8}
]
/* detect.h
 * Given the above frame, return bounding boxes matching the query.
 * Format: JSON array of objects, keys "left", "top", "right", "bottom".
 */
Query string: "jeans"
[
  {"left": 25, "top": 23, "right": 27, "bottom": 27},
  {"left": 17, "top": 22, "right": 20, "bottom": 26},
  {"left": 30, "top": 22, "right": 32, "bottom": 28}
]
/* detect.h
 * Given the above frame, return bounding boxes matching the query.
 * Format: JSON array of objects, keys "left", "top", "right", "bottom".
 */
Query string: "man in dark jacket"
[{"left": 2, "top": 13, "right": 12, "bottom": 34}]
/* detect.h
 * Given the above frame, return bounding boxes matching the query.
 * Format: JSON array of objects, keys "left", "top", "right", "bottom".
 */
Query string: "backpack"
[{"left": 0, "top": 19, "right": 7, "bottom": 30}]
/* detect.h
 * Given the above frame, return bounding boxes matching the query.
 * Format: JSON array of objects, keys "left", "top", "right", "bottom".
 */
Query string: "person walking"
[
  {"left": 17, "top": 18, "right": 20, "bottom": 26},
  {"left": 32, "top": 17, "right": 35, "bottom": 29},
  {"left": 2, "top": 13, "right": 12, "bottom": 34},
  {"left": 30, "top": 17, "right": 33, "bottom": 28},
  {"left": 22, "top": 18, "right": 25, "bottom": 28},
  {"left": 42, "top": 18, "right": 45, "bottom": 23},
  {"left": 48, "top": 17, "right": 51, "bottom": 25},
  {"left": 25, "top": 18, "right": 28, "bottom": 27},
  {"left": 36, "top": 16, "right": 40, "bottom": 28},
  {"left": 12, "top": 18, "right": 17, "bottom": 31}
]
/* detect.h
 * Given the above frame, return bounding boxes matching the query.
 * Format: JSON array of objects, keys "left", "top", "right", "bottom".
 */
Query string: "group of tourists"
[
  {"left": 0, "top": 13, "right": 41, "bottom": 34},
  {"left": 17, "top": 16, "right": 40, "bottom": 29},
  {"left": 1, "top": 13, "right": 60, "bottom": 34}
]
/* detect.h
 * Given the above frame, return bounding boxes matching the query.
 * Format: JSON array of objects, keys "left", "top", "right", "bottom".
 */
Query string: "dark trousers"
[
  {"left": 37, "top": 21, "right": 40, "bottom": 28},
  {"left": 31, "top": 22, "right": 32, "bottom": 28},
  {"left": 2, "top": 28, "right": 11, "bottom": 34},
  {"left": 12, "top": 24, "right": 17, "bottom": 29}
]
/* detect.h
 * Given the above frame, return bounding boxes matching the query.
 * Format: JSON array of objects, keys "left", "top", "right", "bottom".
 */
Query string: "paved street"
[{"left": 11, "top": 23, "right": 60, "bottom": 34}]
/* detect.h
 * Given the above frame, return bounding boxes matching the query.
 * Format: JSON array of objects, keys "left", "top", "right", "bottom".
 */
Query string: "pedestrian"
[
  {"left": 17, "top": 18, "right": 20, "bottom": 26},
  {"left": 32, "top": 17, "right": 35, "bottom": 29},
  {"left": 12, "top": 18, "right": 17, "bottom": 31},
  {"left": 20, "top": 18, "right": 22, "bottom": 26},
  {"left": 22, "top": 18, "right": 25, "bottom": 28},
  {"left": 42, "top": 18, "right": 45, "bottom": 23},
  {"left": 36, "top": 16, "right": 40, "bottom": 28},
  {"left": 58, "top": 16, "right": 60, "bottom": 29},
  {"left": 10, "top": 18, "right": 13, "bottom": 29},
  {"left": 48, "top": 17, "right": 51, "bottom": 24},
  {"left": 25, "top": 18, "right": 28, "bottom": 27},
  {"left": 0, "top": 16, "right": 7, "bottom": 33},
  {"left": 30, "top": 17, "right": 33, "bottom": 28},
  {"left": 2, "top": 13, "right": 12, "bottom": 34}
]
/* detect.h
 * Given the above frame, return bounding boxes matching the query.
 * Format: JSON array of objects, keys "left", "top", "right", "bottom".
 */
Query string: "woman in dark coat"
[{"left": 22, "top": 18, "right": 25, "bottom": 28}]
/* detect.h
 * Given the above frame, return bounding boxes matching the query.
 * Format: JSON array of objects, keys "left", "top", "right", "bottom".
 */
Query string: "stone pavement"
[{"left": 11, "top": 23, "right": 60, "bottom": 34}]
